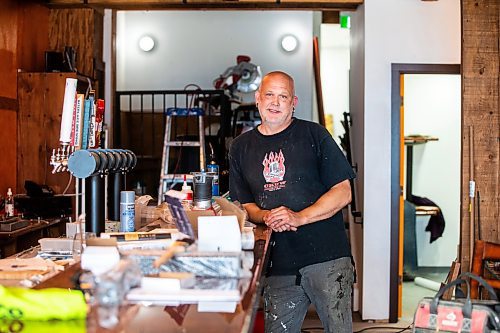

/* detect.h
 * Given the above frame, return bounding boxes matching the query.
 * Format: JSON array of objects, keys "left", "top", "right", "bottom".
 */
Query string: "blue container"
[{"left": 207, "top": 162, "right": 219, "bottom": 196}]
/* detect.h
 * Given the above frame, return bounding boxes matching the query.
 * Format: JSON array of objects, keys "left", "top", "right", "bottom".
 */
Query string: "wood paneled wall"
[
  {"left": 461, "top": 0, "right": 500, "bottom": 270},
  {"left": 49, "top": 8, "right": 103, "bottom": 79},
  {"left": 0, "top": 1, "right": 45, "bottom": 197},
  {"left": 46, "top": 0, "right": 362, "bottom": 10},
  {"left": 17, "top": 3, "right": 50, "bottom": 72},
  {"left": 17, "top": 73, "right": 76, "bottom": 194},
  {"left": 0, "top": 1, "right": 19, "bottom": 100},
  {"left": 0, "top": 0, "right": 18, "bottom": 197},
  {"left": 0, "top": 2, "right": 102, "bottom": 197}
]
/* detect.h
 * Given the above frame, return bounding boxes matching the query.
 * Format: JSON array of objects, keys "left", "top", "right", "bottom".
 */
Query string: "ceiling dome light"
[
  {"left": 139, "top": 35, "right": 155, "bottom": 52},
  {"left": 281, "top": 35, "right": 298, "bottom": 52}
]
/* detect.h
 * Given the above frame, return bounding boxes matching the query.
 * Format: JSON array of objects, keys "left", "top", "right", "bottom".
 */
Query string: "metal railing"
[{"left": 114, "top": 89, "right": 231, "bottom": 197}]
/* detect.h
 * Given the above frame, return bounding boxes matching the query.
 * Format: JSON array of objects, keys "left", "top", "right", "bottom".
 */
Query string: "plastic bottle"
[
  {"left": 207, "top": 161, "right": 219, "bottom": 196},
  {"left": 120, "top": 191, "right": 135, "bottom": 232},
  {"left": 181, "top": 174, "right": 193, "bottom": 207},
  {"left": 5, "top": 188, "right": 14, "bottom": 217}
]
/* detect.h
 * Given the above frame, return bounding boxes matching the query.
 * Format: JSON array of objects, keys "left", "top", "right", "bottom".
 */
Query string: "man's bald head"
[{"left": 259, "top": 71, "right": 295, "bottom": 97}]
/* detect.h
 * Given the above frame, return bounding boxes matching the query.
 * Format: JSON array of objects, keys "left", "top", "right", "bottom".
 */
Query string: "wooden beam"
[
  {"left": 0, "top": 96, "right": 18, "bottom": 111},
  {"left": 461, "top": 0, "right": 500, "bottom": 272},
  {"left": 44, "top": 0, "right": 362, "bottom": 10},
  {"left": 313, "top": 36, "right": 325, "bottom": 126},
  {"left": 322, "top": 11, "right": 340, "bottom": 24}
]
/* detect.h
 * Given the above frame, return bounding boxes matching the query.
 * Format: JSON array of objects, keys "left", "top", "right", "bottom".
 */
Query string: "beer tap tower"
[
  {"left": 49, "top": 78, "right": 136, "bottom": 235},
  {"left": 67, "top": 149, "right": 136, "bottom": 235}
]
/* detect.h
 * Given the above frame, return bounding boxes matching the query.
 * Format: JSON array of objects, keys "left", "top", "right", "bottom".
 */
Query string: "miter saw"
[{"left": 213, "top": 55, "right": 262, "bottom": 100}]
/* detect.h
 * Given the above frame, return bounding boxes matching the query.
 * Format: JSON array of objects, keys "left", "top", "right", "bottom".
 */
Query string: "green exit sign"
[{"left": 340, "top": 15, "right": 350, "bottom": 29}]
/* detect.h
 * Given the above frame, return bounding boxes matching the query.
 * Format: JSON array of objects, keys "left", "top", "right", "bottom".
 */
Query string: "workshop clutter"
[
  {"left": 0, "top": 285, "right": 87, "bottom": 320},
  {"left": 50, "top": 78, "right": 107, "bottom": 175},
  {"left": 0, "top": 74, "right": 259, "bottom": 330},
  {"left": 4, "top": 188, "right": 14, "bottom": 217},
  {"left": 135, "top": 195, "right": 172, "bottom": 229},
  {"left": 0, "top": 193, "right": 255, "bottom": 329},
  {"left": 413, "top": 272, "right": 500, "bottom": 332}
]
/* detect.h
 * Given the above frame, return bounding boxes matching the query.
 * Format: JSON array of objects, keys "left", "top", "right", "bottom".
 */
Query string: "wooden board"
[
  {"left": 0, "top": 110, "right": 17, "bottom": 196},
  {"left": 442, "top": 260, "right": 460, "bottom": 301},
  {"left": 49, "top": 0, "right": 362, "bottom": 10},
  {"left": 48, "top": 8, "right": 103, "bottom": 79},
  {"left": 313, "top": 36, "right": 325, "bottom": 126},
  {"left": 461, "top": 0, "right": 500, "bottom": 271},
  {"left": 0, "top": 0, "right": 19, "bottom": 99},
  {"left": 17, "top": 2, "right": 49, "bottom": 72},
  {"left": 0, "top": 0, "right": 18, "bottom": 197},
  {"left": 0, "top": 1, "right": 51, "bottom": 197},
  {"left": 17, "top": 72, "right": 76, "bottom": 195},
  {"left": 89, "top": 0, "right": 182, "bottom": 3},
  {"left": 280, "top": 0, "right": 361, "bottom": 3}
]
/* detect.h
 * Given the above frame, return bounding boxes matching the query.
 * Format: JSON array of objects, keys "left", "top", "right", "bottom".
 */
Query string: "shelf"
[
  {"left": 415, "top": 205, "right": 440, "bottom": 216},
  {"left": 404, "top": 134, "right": 439, "bottom": 201},
  {"left": 404, "top": 135, "right": 439, "bottom": 145}
]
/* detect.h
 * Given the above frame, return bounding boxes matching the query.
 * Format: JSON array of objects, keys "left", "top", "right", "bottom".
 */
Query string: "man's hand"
[{"left": 263, "top": 206, "right": 304, "bottom": 232}]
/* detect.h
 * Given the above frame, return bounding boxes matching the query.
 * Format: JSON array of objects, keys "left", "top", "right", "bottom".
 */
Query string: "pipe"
[
  {"left": 86, "top": 174, "right": 105, "bottom": 236},
  {"left": 109, "top": 172, "right": 122, "bottom": 221}
]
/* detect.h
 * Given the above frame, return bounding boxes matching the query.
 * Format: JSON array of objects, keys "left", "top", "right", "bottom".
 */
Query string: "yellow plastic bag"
[
  {"left": 0, "top": 285, "right": 87, "bottom": 320},
  {"left": 0, "top": 319, "right": 86, "bottom": 333}
]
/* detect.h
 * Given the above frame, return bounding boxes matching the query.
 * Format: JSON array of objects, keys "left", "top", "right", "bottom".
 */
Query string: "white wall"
[
  {"left": 348, "top": 6, "right": 366, "bottom": 316},
  {"left": 351, "top": 0, "right": 461, "bottom": 320},
  {"left": 405, "top": 74, "right": 461, "bottom": 267},
  {"left": 116, "top": 11, "right": 314, "bottom": 120},
  {"left": 320, "top": 24, "right": 350, "bottom": 144}
]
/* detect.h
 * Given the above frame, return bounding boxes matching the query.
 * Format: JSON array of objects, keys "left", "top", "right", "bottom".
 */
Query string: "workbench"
[
  {"left": 0, "top": 219, "right": 66, "bottom": 258},
  {"left": 33, "top": 225, "right": 271, "bottom": 333}
]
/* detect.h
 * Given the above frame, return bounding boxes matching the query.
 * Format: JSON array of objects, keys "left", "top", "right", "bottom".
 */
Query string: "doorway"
[{"left": 389, "top": 64, "right": 461, "bottom": 322}]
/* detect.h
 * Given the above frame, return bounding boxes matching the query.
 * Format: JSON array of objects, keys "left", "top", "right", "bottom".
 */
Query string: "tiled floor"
[{"left": 300, "top": 268, "right": 449, "bottom": 332}]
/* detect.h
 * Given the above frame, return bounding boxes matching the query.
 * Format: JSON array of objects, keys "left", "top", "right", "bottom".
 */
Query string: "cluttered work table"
[
  {"left": 0, "top": 217, "right": 66, "bottom": 258},
  {"left": 34, "top": 225, "right": 271, "bottom": 333},
  {"left": 0, "top": 196, "right": 271, "bottom": 333}
]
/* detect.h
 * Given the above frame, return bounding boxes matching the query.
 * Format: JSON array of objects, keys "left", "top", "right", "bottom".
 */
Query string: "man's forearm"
[
  {"left": 252, "top": 179, "right": 352, "bottom": 232},
  {"left": 242, "top": 202, "right": 270, "bottom": 224},
  {"left": 298, "top": 179, "right": 352, "bottom": 225}
]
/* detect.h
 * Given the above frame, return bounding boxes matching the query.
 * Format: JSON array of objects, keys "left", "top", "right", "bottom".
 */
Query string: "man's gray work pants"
[{"left": 263, "top": 256, "right": 354, "bottom": 333}]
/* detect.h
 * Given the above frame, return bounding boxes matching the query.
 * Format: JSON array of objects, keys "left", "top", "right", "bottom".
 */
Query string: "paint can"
[{"left": 191, "top": 172, "right": 214, "bottom": 210}]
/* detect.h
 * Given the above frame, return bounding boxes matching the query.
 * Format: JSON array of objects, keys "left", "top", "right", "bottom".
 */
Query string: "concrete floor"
[{"left": 302, "top": 311, "right": 413, "bottom": 333}]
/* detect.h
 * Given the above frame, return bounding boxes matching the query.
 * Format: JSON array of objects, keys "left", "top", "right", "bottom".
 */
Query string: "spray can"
[
  {"left": 5, "top": 188, "right": 14, "bottom": 217},
  {"left": 120, "top": 191, "right": 135, "bottom": 232},
  {"left": 207, "top": 161, "right": 219, "bottom": 196}
]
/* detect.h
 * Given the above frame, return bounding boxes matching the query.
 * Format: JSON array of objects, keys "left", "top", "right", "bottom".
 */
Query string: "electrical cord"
[
  {"left": 183, "top": 84, "right": 201, "bottom": 91},
  {"left": 353, "top": 324, "right": 412, "bottom": 333},
  {"left": 62, "top": 173, "right": 73, "bottom": 195},
  {"left": 301, "top": 324, "right": 412, "bottom": 333},
  {"left": 85, "top": 77, "right": 93, "bottom": 98}
]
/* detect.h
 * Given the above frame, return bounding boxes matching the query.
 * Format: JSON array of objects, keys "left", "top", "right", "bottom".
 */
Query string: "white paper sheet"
[{"left": 198, "top": 216, "right": 241, "bottom": 252}]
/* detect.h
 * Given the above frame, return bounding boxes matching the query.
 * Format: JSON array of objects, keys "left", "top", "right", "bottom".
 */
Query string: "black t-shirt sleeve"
[
  {"left": 228, "top": 142, "right": 254, "bottom": 204},
  {"left": 318, "top": 131, "right": 356, "bottom": 189}
]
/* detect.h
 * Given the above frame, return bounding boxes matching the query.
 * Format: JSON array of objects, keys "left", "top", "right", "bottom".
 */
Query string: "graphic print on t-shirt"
[{"left": 262, "top": 150, "right": 287, "bottom": 192}]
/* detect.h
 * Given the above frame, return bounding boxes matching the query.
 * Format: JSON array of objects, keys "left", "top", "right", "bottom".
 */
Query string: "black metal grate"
[{"left": 114, "top": 89, "right": 231, "bottom": 198}]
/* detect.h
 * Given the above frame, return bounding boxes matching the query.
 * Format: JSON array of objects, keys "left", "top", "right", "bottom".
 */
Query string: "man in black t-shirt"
[{"left": 229, "top": 71, "right": 356, "bottom": 333}]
